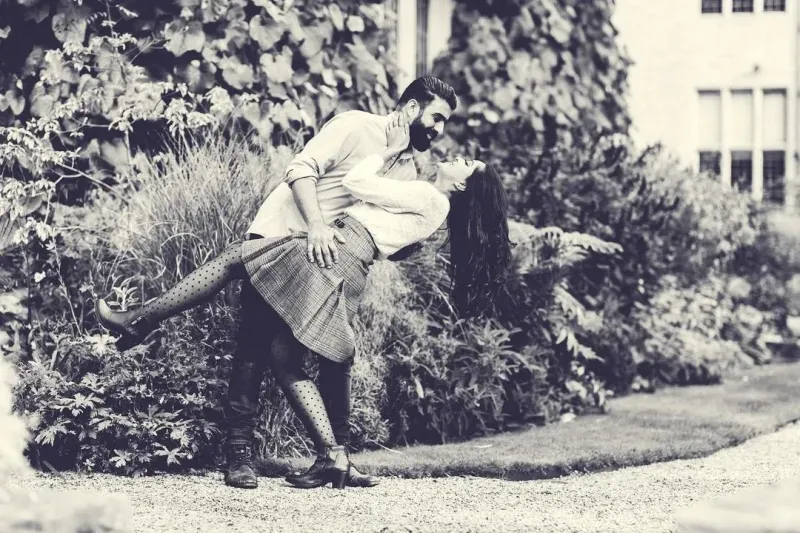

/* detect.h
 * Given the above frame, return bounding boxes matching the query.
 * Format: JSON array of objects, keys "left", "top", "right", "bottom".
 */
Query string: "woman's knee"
[
  {"left": 318, "top": 355, "right": 353, "bottom": 379},
  {"left": 266, "top": 331, "right": 307, "bottom": 379}
]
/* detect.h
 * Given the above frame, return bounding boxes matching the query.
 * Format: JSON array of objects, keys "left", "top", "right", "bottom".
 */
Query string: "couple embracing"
[{"left": 95, "top": 76, "right": 512, "bottom": 489}]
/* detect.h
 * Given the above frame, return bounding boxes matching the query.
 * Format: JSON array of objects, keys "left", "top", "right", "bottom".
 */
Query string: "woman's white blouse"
[{"left": 342, "top": 154, "right": 450, "bottom": 259}]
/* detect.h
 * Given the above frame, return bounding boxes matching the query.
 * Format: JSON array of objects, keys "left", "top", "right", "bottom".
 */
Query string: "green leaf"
[
  {"left": 327, "top": 4, "right": 344, "bottom": 31},
  {"left": 249, "top": 14, "right": 284, "bottom": 51},
  {"left": 0, "top": 88, "right": 25, "bottom": 116},
  {"left": 29, "top": 82, "right": 55, "bottom": 118},
  {"left": 491, "top": 84, "right": 518, "bottom": 112},
  {"left": 346, "top": 15, "right": 365, "bottom": 33},
  {"left": 202, "top": 0, "right": 230, "bottom": 23},
  {"left": 299, "top": 20, "right": 332, "bottom": 58},
  {"left": 219, "top": 56, "right": 255, "bottom": 90},
  {"left": 176, "top": 59, "right": 217, "bottom": 93},
  {"left": 165, "top": 20, "right": 206, "bottom": 57},
  {"left": 317, "top": 92, "right": 336, "bottom": 120},
  {"left": 260, "top": 49, "right": 293, "bottom": 84},
  {"left": 238, "top": 99, "right": 274, "bottom": 139},
  {"left": 51, "top": 0, "right": 89, "bottom": 44},
  {"left": 359, "top": 3, "right": 386, "bottom": 28},
  {"left": 223, "top": 18, "right": 249, "bottom": 49}
]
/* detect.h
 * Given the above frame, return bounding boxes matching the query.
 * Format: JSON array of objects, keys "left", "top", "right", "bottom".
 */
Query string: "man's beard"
[{"left": 409, "top": 120, "right": 435, "bottom": 152}]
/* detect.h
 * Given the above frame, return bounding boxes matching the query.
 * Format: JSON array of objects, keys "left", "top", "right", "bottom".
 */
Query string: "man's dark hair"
[{"left": 397, "top": 76, "right": 458, "bottom": 111}]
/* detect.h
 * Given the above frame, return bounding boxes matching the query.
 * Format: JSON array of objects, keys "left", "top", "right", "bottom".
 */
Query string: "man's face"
[{"left": 406, "top": 96, "right": 452, "bottom": 152}]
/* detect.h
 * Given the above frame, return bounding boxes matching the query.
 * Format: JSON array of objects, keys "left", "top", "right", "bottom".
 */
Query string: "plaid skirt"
[{"left": 240, "top": 215, "right": 378, "bottom": 363}]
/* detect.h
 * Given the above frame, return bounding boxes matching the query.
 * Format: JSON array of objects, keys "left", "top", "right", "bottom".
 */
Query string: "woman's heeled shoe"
[
  {"left": 95, "top": 299, "right": 155, "bottom": 351},
  {"left": 285, "top": 445, "right": 350, "bottom": 489}
]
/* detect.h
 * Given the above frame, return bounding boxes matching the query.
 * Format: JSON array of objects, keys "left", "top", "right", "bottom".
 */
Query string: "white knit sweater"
[{"left": 343, "top": 154, "right": 450, "bottom": 259}]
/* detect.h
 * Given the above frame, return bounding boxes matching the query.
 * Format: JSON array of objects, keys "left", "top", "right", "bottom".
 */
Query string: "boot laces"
[{"left": 229, "top": 443, "right": 253, "bottom": 469}]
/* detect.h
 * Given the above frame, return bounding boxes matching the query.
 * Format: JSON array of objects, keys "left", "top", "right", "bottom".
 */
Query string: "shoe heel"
[{"left": 331, "top": 470, "right": 347, "bottom": 489}]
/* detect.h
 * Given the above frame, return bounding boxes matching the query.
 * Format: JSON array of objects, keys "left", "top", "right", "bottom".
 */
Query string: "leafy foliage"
[
  {"left": 0, "top": 0, "right": 398, "bottom": 187},
  {"left": 631, "top": 274, "right": 775, "bottom": 391},
  {"left": 13, "top": 319, "right": 229, "bottom": 475},
  {"left": 431, "top": 0, "right": 631, "bottom": 169}
]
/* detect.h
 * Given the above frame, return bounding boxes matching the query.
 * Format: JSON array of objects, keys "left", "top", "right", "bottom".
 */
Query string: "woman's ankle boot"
[
  {"left": 95, "top": 299, "right": 155, "bottom": 351},
  {"left": 345, "top": 447, "right": 380, "bottom": 488},
  {"left": 285, "top": 445, "right": 349, "bottom": 489}
]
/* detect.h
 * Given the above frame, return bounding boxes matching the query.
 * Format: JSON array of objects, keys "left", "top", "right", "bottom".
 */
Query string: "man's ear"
[{"left": 402, "top": 99, "right": 420, "bottom": 120}]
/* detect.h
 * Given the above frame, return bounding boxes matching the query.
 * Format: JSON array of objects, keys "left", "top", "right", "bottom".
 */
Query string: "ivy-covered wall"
[
  {"left": 0, "top": 0, "right": 400, "bottom": 179},
  {"left": 431, "top": 0, "right": 631, "bottom": 168}
]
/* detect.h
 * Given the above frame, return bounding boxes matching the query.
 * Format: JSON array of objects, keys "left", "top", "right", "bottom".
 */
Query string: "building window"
[
  {"left": 763, "top": 151, "right": 786, "bottom": 204},
  {"left": 764, "top": 0, "right": 786, "bottom": 11},
  {"left": 732, "top": 0, "right": 754, "bottom": 11},
  {"left": 762, "top": 90, "right": 787, "bottom": 204},
  {"left": 698, "top": 90, "right": 722, "bottom": 145},
  {"left": 730, "top": 89, "right": 754, "bottom": 147},
  {"left": 763, "top": 89, "right": 787, "bottom": 145},
  {"left": 731, "top": 151, "right": 753, "bottom": 192},
  {"left": 701, "top": 0, "right": 723, "bottom": 13},
  {"left": 416, "top": 0, "right": 430, "bottom": 76},
  {"left": 699, "top": 151, "right": 722, "bottom": 176},
  {"left": 697, "top": 90, "right": 722, "bottom": 176}
]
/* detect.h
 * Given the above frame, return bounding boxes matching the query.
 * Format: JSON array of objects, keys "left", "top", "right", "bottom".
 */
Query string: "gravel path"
[{"left": 7, "top": 422, "right": 800, "bottom": 533}]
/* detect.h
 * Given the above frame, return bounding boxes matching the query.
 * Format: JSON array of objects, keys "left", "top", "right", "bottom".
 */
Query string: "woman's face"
[{"left": 435, "top": 157, "right": 486, "bottom": 192}]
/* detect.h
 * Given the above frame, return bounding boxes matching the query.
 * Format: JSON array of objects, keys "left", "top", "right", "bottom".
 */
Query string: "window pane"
[
  {"left": 764, "top": 0, "right": 786, "bottom": 11},
  {"left": 733, "top": 0, "right": 754, "bottom": 11},
  {"left": 699, "top": 151, "right": 721, "bottom": 176},
  {"left": 698, "top": 90, "right": 722, "bottom": 147},
  {"left": 763, "top": 151, "right": 786, "bottom": 204},
  {"left": 763, "top": 89, "right": 787, "bottom": 146},
  {"left": 416, "top": 0, "right": 430, "bottom": 77},
  {"left": 702, "top": 0, "right": 723, "bottom": 12},
  {"left": 731, "top": 151, "right": 753, "bottom": 192},
  {"left": 730, "top": 90, "right": 754, "bottom": 147}
]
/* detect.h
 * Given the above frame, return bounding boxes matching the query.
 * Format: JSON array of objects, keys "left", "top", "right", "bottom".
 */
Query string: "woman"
[{"left": 96, "top": 114, "right": 512, "bottom": 488}]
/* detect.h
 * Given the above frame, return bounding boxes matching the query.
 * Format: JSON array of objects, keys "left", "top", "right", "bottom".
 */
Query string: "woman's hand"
[{"left": 383, "top": 111, "right": 410, "bottom": 161}]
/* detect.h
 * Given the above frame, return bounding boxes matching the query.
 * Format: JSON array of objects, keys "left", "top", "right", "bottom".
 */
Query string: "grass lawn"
[{"left": 257, "top": 361, "right": 800, "bottom": 480}]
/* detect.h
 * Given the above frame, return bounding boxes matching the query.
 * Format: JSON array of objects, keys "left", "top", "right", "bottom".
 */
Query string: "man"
[{"left": 223, "top": 76, "right": 458, "bottom": 489}]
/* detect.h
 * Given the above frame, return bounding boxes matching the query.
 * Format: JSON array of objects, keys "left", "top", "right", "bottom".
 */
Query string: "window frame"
[
  {"left": 701, "top": 0, "right": 723, "bottom": 13},
  {"left": 732, "top": 0, "right": 755, "bottom": 12},
  {"left": 764, "top": 0, "right": 786, "bottom": 12}
]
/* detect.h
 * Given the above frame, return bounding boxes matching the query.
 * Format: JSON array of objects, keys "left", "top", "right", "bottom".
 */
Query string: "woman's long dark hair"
[{"left": 446, "top": 164, "right": 512, "bottom": 318}]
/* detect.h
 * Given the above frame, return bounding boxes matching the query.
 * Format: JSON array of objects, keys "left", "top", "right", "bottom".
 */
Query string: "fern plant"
[{"left": 504, "top": 225, "right": 623, "bottom": 415}]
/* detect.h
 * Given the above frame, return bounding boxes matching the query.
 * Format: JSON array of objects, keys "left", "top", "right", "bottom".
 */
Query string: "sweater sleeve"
[{"left": 341, "top": 154, "right": 434, "bottom": 214}]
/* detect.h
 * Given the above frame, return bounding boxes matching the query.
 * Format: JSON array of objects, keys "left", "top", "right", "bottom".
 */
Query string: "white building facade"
[{"left": 614, "top": 0, "right": 797, "bottom": 208}]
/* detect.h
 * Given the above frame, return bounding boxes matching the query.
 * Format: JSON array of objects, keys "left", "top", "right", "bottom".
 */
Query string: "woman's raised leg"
[{"left": 96, "top": 243, "right": 246, "bottom": 349}]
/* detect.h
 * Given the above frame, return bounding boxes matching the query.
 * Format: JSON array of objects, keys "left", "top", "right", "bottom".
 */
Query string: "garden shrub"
[
  {"left": 631, "top": 274, "right": 778, "bottom": 391},
  {"left": 13, "top": 320, "right": 229, "bottom": 475}
]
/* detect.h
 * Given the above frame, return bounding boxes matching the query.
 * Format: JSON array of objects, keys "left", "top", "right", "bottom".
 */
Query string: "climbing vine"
[{"left": 431, "top": 0, "right": 631, "bottom": 169}]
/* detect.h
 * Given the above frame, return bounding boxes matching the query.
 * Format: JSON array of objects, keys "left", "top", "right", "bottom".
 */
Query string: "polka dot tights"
[
  {"left": 267, "top": 330, "right": 338, "bottom": 451},
  {"left": 139, "top": 243, "right": 246, "bottom": 325}
]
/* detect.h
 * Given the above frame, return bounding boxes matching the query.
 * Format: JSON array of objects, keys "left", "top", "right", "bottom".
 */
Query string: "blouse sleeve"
[{"left": 342, "top": 154, "right": 435, "bottom": 214}]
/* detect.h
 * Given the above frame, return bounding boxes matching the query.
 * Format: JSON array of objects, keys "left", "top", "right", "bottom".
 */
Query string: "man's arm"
[
  {"left": 290, "top": 178, "right": 343, "bottom": 267},
  {"left": 284, "top": 113, "right": 369, "bottom": 268}
]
